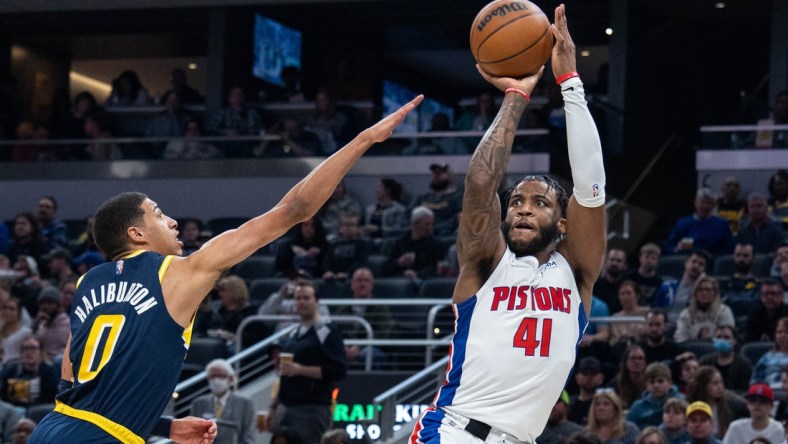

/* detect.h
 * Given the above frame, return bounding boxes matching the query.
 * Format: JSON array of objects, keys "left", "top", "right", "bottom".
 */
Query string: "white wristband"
[{"left": 562, "top": 78, "right": 606, "bottom": 208}]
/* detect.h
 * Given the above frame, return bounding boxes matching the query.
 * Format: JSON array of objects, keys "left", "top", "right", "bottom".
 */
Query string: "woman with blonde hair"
[
  {"left": 674, "top": 276, "right": 735, "bottom": 342},
  {"left": 635, "top": 426, "right": 668, "bottom": 444},
  {"left": 586, "top": 389, "right": 639, "bottom": 444},
  {"left": 208, "top": 274, "right": 264, "bottom": 351}
]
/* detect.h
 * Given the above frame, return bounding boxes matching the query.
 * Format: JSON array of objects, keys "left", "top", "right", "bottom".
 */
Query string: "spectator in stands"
[
  {"left": 566, "top": 430, "right": 602, "bottom": 444},
  {"left": 144, "top": 91, "right": 192, "bottom": 153},
  {"left": 83, "top": 111, "right": 122, "bottom": 160},
  {"left": 254, "top": 118, "right": 321, "bottom": 158},
  {"left": 362, "top": 177, "right": 408, "bottom": 243},
  {"left": 720, "top": 242, "right": 761, "bottom": 320},
  {"left": 258, "top": 278, "right": 331, "bottom": 333},
  {"left": 269, "top": 280, "right": 346, "bottom": 444},
  {"left": 666, "top": 187, "right": 735, "bottom": 256},
  {"left": 627, "top": 362, "right": 681, "bottom": 429},
  {"left": 593, "top": 248, "right": 629, "bottom": 314},
  {"left": 699, "top": 325, "right": 751, "bottom": 393},
  {"left": 716, "top": 176, "right": 746, "bottom": 236},
  {"left": 654, "top": 250, "right": 711, "bottom": 325},
  {"left": 454, "top": 91, "right": 495, "bottom": 133},
  {"left": 674, "top": 276, "right": 735, "bottom": 343},
  {"left": 624, "top": 243, "right": 663, "bottom": 306},
  {"left": 160, "top": 68, "right": 203, "bottom": 105},
  {"left": 610, "top": 344, "right": 647, "bottom": 408},
  {"left": 35, "top": 197, "right": 66, "bottom": 251},
  {"left": 67, "top": 215, "right": 96, "bottom": 257},
  {"left": 381, "top": 206, "right": 445, "bottom": 280},
  {"left": 640, "top": 308, "right": 682, "bottom": 365},
  {"left": 0, "top": 398, "right": 20, "bottom": 443},
  {"left": 658, "top": 398, "right": 689, "bottom": 444},
  {"left": 190, "top": 359, "right": 255, "bottom": 444},
  {"left": 774, "top": 367, "right": 788, "bottom": 430},
  {"left": 411, "top": 163, "right": 462, "bottom": 237},
  {"left": 5, "top": 213, "right": 46, "bottom": 266},
  {"left": 751, "top": 316, "right": 788, "bottom": 389},
  {"left": 673, "top": 353, "right": 700, "bottom": 395},
  {"left": 207, "top": 275, "right": 264, "bottom": 351},
  {"left": 71, "top": 251, "right": 104, "bottom": 276},
  {"left": 42, "top": 248, "right": 72, "bottom": 287},
  {"left": 306, "top": 88, "right": 361, "bottom": 155},
  {"left": 737, "top": 193, "right": 785, "bottom": 255},
  {"left": 684, "top": 401, "right": 722, "bottom": 444},
  {"left": 322, "top": 215, "right": 369, "bottom": 281},
  {"left": 265, "top": 66, "right": 305, "bottom": 104},
  {"left": 578, "top": 295, "right": 611, "bottom": 351},
  {"left": 11, "top": 417, "right": 35, "bottom": 444},
  {"left": 331, "top": 268, "right": 393, "bottom": 369},
  {"left": 610, "top": 280, "right": 649, "bottom": 349},
  {"left": 32, "top": 287, "right": 69, "bottom": 363},
  {"left": 723, "top": 383, "right": 785, "bottom": 444},
  {"left": 318, "top": 180, "right": 362, "bottom": 241},
  {"left": 0, "top": 298, "right": 32, "bottom": 364},
  {"left": 209, "top": 85, "right": 263, "bottom": 157},
  {"left": 536, "top": 390, "right": 583, "bottom": 444},
  {"left": 320, "top": 429, "right": 350, "bottom": 444},
  {"left": 51, "top": 91, "right": 96, "bottom": 142},
  {"left": 584, "top": 389, "right": 640, "bottom": 443},
  {"left": 405, "top": 112, "right": 467, "bottom": 155},
  {"left": 275, "top": 218, "right": 328, "bottom": 279},
  {"left": 11, "top": 255, "right": 42, "bottom": 317},
  {"left": 686, "top": 366, "right": 747, "bottom": 438},
  {"left": 766, "top": 169, "right": 788, "bottom": 234},
  {"left": 163, "top": 119, "right": 223, "bottom": 161},
  {"left": 568, "top": 357, "right": 605, "bottom": 426},
  {"left": 56, "top": 279, "right": 75, "bottom": 321},
  {"left": 0, "top": 335, "right": 58, "bottom": 408},
  {"left": 178, "top": 218, "right": 204, "bottom": 254},
  {"left": 105, "top": 70, "right": 152, "bottom": 106},
  {"left": 770, "top": 241, "right": 788, "bottom": 278}
]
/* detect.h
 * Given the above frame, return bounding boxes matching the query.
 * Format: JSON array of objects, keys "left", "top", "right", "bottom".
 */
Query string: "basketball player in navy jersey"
[
  {"left": 28, "top": 95, "right": 423, "bottom": 444},
  {"left": 411, "top": 5, "right": 606, "bottom": 444}
]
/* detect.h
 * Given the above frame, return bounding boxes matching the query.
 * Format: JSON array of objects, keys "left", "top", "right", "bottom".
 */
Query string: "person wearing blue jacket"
[{"left": 627, "top": 362, "right": 685, "bottom": 428}]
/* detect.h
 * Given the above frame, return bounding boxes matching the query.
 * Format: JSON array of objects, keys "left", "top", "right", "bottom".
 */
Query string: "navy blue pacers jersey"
[{"left": 31, "top": 250, "right": 193, "bottom": 443}]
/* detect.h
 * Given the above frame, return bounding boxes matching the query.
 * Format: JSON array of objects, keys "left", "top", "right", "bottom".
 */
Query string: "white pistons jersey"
[{"left": 431, "top": 248, "right": 586, "bottom": 442}]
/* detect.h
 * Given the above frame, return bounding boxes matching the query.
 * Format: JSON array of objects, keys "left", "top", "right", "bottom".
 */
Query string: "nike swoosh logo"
[{"left": 562, "top": 87, "right": 575, "bottom": 92}]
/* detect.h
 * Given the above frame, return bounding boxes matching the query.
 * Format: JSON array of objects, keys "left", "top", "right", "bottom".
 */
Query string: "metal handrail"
[{"left": 700, "top": 123, "right": 788, "bottom": 132}]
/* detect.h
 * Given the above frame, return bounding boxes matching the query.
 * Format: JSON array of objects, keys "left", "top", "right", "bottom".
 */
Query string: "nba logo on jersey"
[
  {"left": 592, "top": 183, "right": 599, "bottom": 197},
  {"left": 116, "top": 260, "right": 124, "bottom": 275}
]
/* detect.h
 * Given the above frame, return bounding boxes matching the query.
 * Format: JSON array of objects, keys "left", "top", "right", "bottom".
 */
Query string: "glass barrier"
[{"left": 699, "top": 124, "right": 788, "bottom": 149}]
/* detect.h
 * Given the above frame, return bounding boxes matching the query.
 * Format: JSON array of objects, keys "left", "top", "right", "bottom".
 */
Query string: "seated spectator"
[
  {"left": 42, "top": 248, "right": 73, "bottom": 288},
  {"left": 32, "top": 287, "right": 69, "bottom": 363},
  {"left": 11, "top": 255, "right": 42, "bottom": 317},
  {"left": 178, "top": 218, "right": 204, "bottom": 254},
  {"left": 454, "top": 91, "right": 495, "bottom": 153},
  {"left": 665, "top": 187, "right": 734, "bottom": 256},
  {"left": 716, "top": 176, "right": 746, "bottom": 236},
  {"left": 654, "top": 250, "right": 711, "bottom": 325},
  {"left": 362, "top": 178, "right": 408, "bottom": 242},
  {"left": 770, "top": 241, "right": 788, "bottom": 278},
  {"left": 610, "top": 344, "right": 647, "bottom": 409},
  {"left": 275, "top": 218, "right": 328, "bottom": 279},
  {"left": 404, "top": 112, "right": 467, "bottom": 155},
  {"left": 105, "top": 70, "right": 152, "bottom": 106},
  {"left": 639, "top": 308, "right": 683, "bottom": 365},
  {"left": 0, "top": 398, "right": 21, "bottom": 443},
  {"left": 627, "top": 362, "right": 682, "bottom": 429},
  {"left": 411, "top": 163, "right": 462, "bottom": 237},
  {"left": 774, "top": 366, "right": 788, "bottom": 430},
  {"left": 36, "top": 197, "right": 66, "bottom": 251},
  {"left": 624, "top": 243, "right": 663, "bottom": 306},
  {"left": 306, "top": 88, "right": 362, "bottom": 155},
  {"left": 584, "top": 389, "right": 640, "bottom": 444},
  {"left": 687, "top": 366, "right": 748, "bottom": 438},
  {"left": 265, "top": 66, "right": 305, "bottom": 104},
  {"left": 609, "top": 280, "right": 649, "bottom": 349},
  {"left": 568, "top": 357, "right": 605, "bottom": 426},
  {"left": 254, "top": 119, "right": 321, "bottom": 158},
  {"left": 190, "top": 359, "right": 255, "bottom": 444},
  {"left": 684, "top": 401, "right": 722, "bottom": 444},
  {"left": 83, "top": 112, "right": 121, "bottom": 160},
  {"left": 67, "top": 215, "right": 96, "bottom": 257},
  {"left": 593, "top": 248, "right": 629, "bottom": 314},
  {"left": 737, "top": 193, "right": 784, "bottom": 254},
  {"left": 71, "top": 251, "right": 104, "bottom": 276},
  {"left": 751, "top": 316, "right": 788, "bottom": 389},
  {"left": 258, "top": 278, "right": 330, "bottom": 333},
  {"left": 766, "top": 169, "right": 787, "bottom": 234},
  {"left": 674, "top": 276, "right": 735, "bottom": 343},
  {"left": 381, "top": 206, "right": 446, "bottom": 280},
  {"left": 144, "top": 91, "right": 193, "bottom": 152},
  {"left": 163, "top": 120, "right": 223, "bottom": 160},
  {"left": 55, "top": 279, "right": 76, "bottom": 321},
  {"left": 322, "top": 215, "right": 370, "bottom": 281},
  {"left": 722, "top": 383, "right": 785, "bottom": 444},
  {"left": 11, "top": 417, "right": 35, "bottom": 444},
  {"left": 566, "top": 430, "right": 602, "bottom": 444},
  {"left": 5, "top": 213, "right": 47, "bottom": 266},
  {"left": 331, "top": 268, "right": 393, "bottom": 369},
  {"left": 0, "top": 298, "right": 32, "bottom": 365},
  {"left": 50, "top": 91, "right": 96, "bottom": 142},
  {"left": 208, "top": 85, "right": 263, "bottom": 158},
  {"left": 658, "top": 398, "right": 689, "bottom": 444},
  {"left": 744, "top": 278, "right": 788, "bottom": 342},
  {"left": 0, "top": 282, "right": 32, "bottom": 330},
  {"left": 699, "top": 325, "right": 752, "bottom": 393},
  {"left": 318, "top": 181, "right": 362, "bottom": 241},
  {"left": 720, "top": 242, "right": 761, "bottom": 320},
  {"left": 672, "top": 353, "right": 700, "bottom": 395},
  {"left": 160, "top": 68, "right": 203, "bottom": 104},
  {"left": 634, "top": 427, "right": 668, "bottom": 444},
  {"left": 211, "top": 275, "right": 266, "bottom": 350},
  {"left": 536, "top": 390, "right": 583, "bottom": 444},
  {"left": 0, "top": 335, "right": 58, "bottom": 408}
]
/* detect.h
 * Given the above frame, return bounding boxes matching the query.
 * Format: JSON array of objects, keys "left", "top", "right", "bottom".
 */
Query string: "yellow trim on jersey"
[
  {"left": 182, "top": 312, "right": 196, "bottom": 349},
  {"left": 54, "top": 401, "right": 144, "bottom": 444},
  {"left": 123, "top": 250, "right": 146, "bottom": 259},
  {"left": 76, "top": 274, "right": 86, "bottom": 289},
  {"left": 158, "top": 255, "right": 175, "bottom": 283}
]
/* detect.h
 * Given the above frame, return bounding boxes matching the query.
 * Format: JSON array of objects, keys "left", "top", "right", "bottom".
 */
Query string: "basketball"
[{"left": 470, "top": 0, "right": 553, "bottom": 78}]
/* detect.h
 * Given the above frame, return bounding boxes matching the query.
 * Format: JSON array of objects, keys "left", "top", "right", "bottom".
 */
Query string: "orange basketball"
[{"left": 470, "top": 0, "right": 553, "bottom": 78}]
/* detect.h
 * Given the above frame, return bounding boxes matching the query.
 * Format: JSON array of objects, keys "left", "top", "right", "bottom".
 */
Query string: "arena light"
[{"left": 605, "top": 28, "right": 613, "bottom": 36}]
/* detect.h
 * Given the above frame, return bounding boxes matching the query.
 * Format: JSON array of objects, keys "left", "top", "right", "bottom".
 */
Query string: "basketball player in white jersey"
[{"left": 410, "top": 5, "right": 606, "bottom": 444}]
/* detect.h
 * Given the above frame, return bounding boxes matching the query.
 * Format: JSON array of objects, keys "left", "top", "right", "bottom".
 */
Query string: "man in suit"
[{"left": 190, "top": 359, "right": 256, "bottom": 444}]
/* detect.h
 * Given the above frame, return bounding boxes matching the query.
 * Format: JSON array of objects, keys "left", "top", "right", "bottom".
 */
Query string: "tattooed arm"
[{"left": 453, "top": 66, "right": 544, "bottom": 304}]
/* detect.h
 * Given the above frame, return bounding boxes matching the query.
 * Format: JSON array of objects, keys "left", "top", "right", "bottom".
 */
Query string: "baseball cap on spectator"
[
  {"left": 429, "top": 163, "right": 449, "bottom": 172},
  {"left": 43, "top": 247, "right": 72, "bottom": 263},
  {"left": 744, "top": 383, "right": 774, "bottom": 403},
  {"left": 686, "top": 401, "right": 713, "bottom": 418},
  {"left": 38, "top": 287, "right": 60, "bottom": 305},
  {"left": 577, "top": 356, "right": 602, "bottom": 374},
  {"left": 73, "top": 251, "right": 105, "bottom": 267}
]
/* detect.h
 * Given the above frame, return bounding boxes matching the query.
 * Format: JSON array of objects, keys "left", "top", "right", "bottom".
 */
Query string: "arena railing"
[{"left": 699, "top": 123, "right": 788, "bottom": 149}]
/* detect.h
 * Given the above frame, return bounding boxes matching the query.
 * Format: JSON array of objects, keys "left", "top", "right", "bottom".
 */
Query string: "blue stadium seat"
[
  {"left": 367, "top": 254, "right": 388, "bottom": 276},
  {"left": 678, "top": 339, "right": 715, "bottom": 360},
  {"left": 713, "top": 253, "right": 773, "bottom": 277},
  {"left": 317, "top": 279, "right": 349, "bottom": 299},
  {"left": 419, "top": 277, "right": 457, "bottom": 299},
  {"left": 372, "top": 277, "right": 418, "bottom": 299},
  {"left": 249, "top": 278, "right": 288, "bottom": 303},
  {"left": 741, "top": 341, "right": 773, "bottom": 365},
  {"left": 234, "top": 256, "right": 277, "bottom": 281},
  {"left": 182, "top": 337, "right": 227, "bottom": 374},
  {"left": 657, "top": 254, "right": 689, "bottom": 280}
]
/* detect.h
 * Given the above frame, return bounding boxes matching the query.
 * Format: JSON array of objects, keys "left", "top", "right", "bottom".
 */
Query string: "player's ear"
[
  {"left": 127, "top": 226, "right": 145, "bottom": 242},
  {"left": 556, "top": 217, "right": 567, "bottom": 235}
]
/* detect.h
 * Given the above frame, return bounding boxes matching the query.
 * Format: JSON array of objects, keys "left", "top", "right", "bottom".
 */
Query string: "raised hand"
[
  {"left": 363, "top": 95, "right": 424, "bottom": 143},
  {"left": 550, "top": 4, "right": 577, "bottom": 79},
  {"left": 475, "top": 64, "right": 544, "bottom": 96}
]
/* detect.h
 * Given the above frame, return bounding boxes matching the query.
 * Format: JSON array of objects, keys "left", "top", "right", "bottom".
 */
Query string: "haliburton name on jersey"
[{"left": 74, "top": 282, "right": 157, "bottom": 323}]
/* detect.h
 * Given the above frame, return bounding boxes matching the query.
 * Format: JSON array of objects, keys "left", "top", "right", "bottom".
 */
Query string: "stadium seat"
[
  {"left": 249, "top": 278, "right": 288, "bottom": 303},
  {"left": 740, "top": 341, "right": 773, "bottom": 365},
  {"left": 234, "top": 256, "right": 277, "bottom": 281},
  {"left": 372, "top": 278, "right": 418, "bottom": 299},
  {"left": 63, "top": 219, "right": 87, "bottom": 239},
  {"left": 367, "top": 254, "right": 388, "bottom": 276},
  {"left": 713, "top": 253, "right": 772, "bottom": 277},
  {"left": 419, "top": 277, "right": 457, "bottom": 299},
  {"left": 657, "top": 255, "right": 689, "bottom": 280},
  {"left": 317, "top": 279, "right": 349, "bottom": 299},
  {"left": 679, "top": 339, "right": 715, "bottom": 360},
  {"left": 183, "top": 337, "right": 227, "bottom": 374}
]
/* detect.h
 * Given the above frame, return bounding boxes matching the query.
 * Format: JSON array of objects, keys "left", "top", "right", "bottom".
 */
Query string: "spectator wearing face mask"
[{"left": 189, "top": 359, "right": 255, "bottom": 444}]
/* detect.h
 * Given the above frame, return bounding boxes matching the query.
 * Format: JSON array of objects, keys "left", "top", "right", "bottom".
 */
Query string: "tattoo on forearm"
[{"left": 468, "top": 97, "right": 526, "bottom": 180}]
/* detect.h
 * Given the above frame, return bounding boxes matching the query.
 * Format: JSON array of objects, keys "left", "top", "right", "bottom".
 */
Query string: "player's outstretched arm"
[
  {"left": 552, "top": 4, "right": 606, "bottom": 306},
  {"left": 453, "top": 67, "right": 543, "bottom": 303},
  {"left": 164, "top": 96, "right": 423, "bottom": 325}
]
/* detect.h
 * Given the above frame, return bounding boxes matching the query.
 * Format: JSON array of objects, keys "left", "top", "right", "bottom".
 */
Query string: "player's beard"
[{"left": 501, "top": 219, "right": 559, "bottom": 257}]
